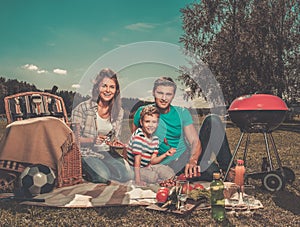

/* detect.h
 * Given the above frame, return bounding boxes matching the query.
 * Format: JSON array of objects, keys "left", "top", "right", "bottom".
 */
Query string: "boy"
[{"left": 127, "top": 105, "right": 176, "bottom": 186}]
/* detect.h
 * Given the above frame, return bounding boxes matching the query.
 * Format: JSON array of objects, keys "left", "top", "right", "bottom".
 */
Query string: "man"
[{"left": 132, "top": 77, "right": 233, "bottom": 181}]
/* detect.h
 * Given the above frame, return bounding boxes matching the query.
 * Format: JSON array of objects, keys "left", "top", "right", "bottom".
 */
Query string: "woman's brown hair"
[{"left": 91, "top": 68, "right": 121, "bottom": 122}]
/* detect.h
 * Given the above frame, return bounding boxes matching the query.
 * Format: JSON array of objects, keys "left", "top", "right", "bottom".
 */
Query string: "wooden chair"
[{"left": 1, "top": 91, "right": 83, "bottom": 190}]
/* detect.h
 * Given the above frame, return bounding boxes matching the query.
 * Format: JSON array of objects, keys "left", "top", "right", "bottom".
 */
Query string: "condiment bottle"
[
  {"left": 234, "top": 159, "right": 245, "bottom": 187},
  {"left": 210, "top": 172, "right": 225, "bottom": 222}
]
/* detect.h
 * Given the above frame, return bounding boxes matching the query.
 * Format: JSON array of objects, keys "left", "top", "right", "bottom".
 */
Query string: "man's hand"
[{"left": 184, "top": 163, "right": 201, "bottom": 179}]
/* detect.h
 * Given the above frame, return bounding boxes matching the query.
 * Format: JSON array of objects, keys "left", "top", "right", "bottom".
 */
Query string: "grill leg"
[
  {"left": 268, "top": 133, "right": 285, "bottom": 178},
  {"left": 243, "top": 133, "right": 250, "bottom": 166},
  {"left": 263, "top": 132, "right": 274, "bottom": 170},
  {"left": 224, "top": 132, "right": 245, "bottom": 181}
]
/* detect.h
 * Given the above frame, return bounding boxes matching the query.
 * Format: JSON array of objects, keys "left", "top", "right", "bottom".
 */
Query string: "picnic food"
[
  {"left": 160, "top": 186, "right": 178, "bottom": 208},
  {"left": 156, "top": 187, "right": 170, "bottom": 203},
  {"left": 176, "top": 173, "right": 187, "bottom": 181},
  {"left": 159, "top": 178, "right": 176, "bottom": 187},
  {"left": 106, "top": 140, "right": 124, "bottom": 148},
  {"left": 189, "top": 187, "right": 210, "bottom": 201},
  {"left": 181, "top": 182, "right": 194, "bottom": 194},
  {"left": 193, "top": 183, "right": 205, "bottom": 190}
]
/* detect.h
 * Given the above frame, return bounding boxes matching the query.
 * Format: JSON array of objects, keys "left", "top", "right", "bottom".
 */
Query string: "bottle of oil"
[{"left": 210, "top": 172, "right": 225, "bottom": 222}]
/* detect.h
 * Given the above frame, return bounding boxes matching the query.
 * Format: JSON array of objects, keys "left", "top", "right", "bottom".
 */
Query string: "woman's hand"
[{"left": 95, "top": 134, "right": 108, "bottom": 145}]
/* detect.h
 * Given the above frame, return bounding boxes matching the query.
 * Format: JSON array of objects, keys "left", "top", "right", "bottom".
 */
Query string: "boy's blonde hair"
[{"left": 140, "top": 105, "right": 160, "bottom": 121}]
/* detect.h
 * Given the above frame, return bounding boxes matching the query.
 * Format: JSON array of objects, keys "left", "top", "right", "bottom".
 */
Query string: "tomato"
[
  {"left": 181, "top": 183, "right": 194, "bottom": 194},
  {"left": 158, "top": 187, "right": 169, "bottom": 192},
  {"left": 156, "top": 187, "right": 169, "bottom": 203},
  {"left": 193, "top": 183, "right": 205, "bottom": 190},
  {"left": 177, "top": 173, "right": 187, "bottom": 181}
]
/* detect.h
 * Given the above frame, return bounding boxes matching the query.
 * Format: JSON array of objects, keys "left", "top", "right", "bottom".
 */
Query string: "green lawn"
[{"left": 0, "top": 119, "right": 299, "bottom": 226}]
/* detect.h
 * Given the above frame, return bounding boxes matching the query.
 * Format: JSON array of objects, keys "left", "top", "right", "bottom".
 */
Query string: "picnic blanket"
[
  {"left": 3, "top": 182, "right": 157, "bottom": 207},
  {"left": 0, "top": 181, "right": 264, "bottom": 214}
]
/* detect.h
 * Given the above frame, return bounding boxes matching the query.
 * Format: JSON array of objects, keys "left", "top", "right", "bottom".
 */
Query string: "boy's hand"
[
  {"left": 135, "top": 180, "right": 147, "bottom": 187},
  {"left": 166, "top": 148, "right": 176, "bottom": 156}
]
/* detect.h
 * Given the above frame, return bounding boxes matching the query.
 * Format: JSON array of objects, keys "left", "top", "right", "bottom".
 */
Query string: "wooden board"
[{"left": 146, "top": 199, "right": 205, "bottom": 215}]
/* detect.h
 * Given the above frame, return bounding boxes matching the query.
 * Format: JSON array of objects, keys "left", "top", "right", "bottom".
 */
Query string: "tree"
[{"left": 179, "top": 0, "right": 299, "bottom": 105}]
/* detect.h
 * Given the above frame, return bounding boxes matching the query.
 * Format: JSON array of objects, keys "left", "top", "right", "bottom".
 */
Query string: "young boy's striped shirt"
[{"left": 127, "top": 128, "right": 159, "bottom": 167}]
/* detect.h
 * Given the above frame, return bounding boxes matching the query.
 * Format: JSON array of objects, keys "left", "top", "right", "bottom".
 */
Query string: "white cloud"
[
  {"left": 125, "top": 23, "right": 155, "bottom": 31},
  {"left": 22, "top": 64, "right": 39, "bottom": 71},
  {"left": 37, "top": 69, "right": 48, "bottom": 74},
  {"left": 72, "top": 84, "right": 80, "bottom": 89},
  {"left": 53, "top": 68, "right": 67, "bottom": 75},
  {"left": 22, "top": 63, "right": 47, "bottom": 74}
]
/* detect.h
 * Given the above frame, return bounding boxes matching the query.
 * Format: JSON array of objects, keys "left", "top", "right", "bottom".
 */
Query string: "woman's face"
[{"left": 98, "top": 77, "right": 117, "bottom": 102}]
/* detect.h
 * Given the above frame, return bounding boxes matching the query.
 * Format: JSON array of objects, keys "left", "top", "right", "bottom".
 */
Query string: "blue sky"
[{"left": 0, "top": 0, "right": 196, "bottom": 93}]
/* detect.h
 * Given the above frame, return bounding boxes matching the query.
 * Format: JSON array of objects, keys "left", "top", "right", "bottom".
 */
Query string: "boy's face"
[{"left": 140, "top": 114, "right": 159, "bottom": 137}]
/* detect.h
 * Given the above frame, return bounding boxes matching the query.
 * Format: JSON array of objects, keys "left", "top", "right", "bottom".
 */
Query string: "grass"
[{"left": 0, "top": 119, "right": 300, "bottom": 226}]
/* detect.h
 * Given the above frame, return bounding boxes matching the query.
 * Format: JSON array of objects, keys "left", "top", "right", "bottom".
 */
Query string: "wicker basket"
[
  {"left": 2, "top": 92, "right": 83, "bottom": 189},
  {"left": 57, "top": 142, "right": 83, "bottom": 187},
  {"left": 57, "top": 122, "right": 83, "bottom": 187}
]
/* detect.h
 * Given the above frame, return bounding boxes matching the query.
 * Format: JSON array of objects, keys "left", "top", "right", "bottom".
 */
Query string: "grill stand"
[{"left": 224, "top": 131, "right": 294, "bottom": 192}]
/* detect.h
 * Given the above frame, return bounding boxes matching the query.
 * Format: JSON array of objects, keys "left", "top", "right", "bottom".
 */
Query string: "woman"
[{"left": 72, "top": 68, "right": 132, "bottom": 183}]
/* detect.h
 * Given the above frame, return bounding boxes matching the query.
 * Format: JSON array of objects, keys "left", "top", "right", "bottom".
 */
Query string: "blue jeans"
[
  {"left": 82, "top": 156, "right": 111, "bottom": 183},
  {"left": 197, "top": 114, "right": 233, "bottom": 181},
  {"left": 169, "top": 114, "right": 233, "bottom": 181},
  {"left": 82, "top": 153, "right": 133, "bottom": 183}
]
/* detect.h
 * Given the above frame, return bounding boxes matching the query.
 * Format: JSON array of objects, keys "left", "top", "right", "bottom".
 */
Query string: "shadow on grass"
[{"left": 272, "top": 190, "right": 300, "bottom": 215}]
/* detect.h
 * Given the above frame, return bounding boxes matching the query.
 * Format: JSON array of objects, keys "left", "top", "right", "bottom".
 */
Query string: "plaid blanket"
[{"left": 9, "top": 182, "right": 157, "bottom": 207}]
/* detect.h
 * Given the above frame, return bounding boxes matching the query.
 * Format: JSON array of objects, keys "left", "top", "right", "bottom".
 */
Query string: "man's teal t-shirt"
[{"left": 133, "top": 104, "right": 194, "bottom": 164}]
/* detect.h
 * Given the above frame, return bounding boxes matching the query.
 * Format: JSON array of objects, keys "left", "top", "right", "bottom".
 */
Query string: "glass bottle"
[
  {"left": 234, "top": 159, "right": 245, "bottom": 187},
  {"left": 210, "top": 172, "right": 225, "bottom": 222}
]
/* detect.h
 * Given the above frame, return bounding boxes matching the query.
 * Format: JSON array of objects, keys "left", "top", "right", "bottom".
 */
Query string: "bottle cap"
[
  {"left": 213, "top": 172, "right": 221, "bottom": 179},
  {"left": 237, "top": 159, "right": 244, "bottom": 165}
]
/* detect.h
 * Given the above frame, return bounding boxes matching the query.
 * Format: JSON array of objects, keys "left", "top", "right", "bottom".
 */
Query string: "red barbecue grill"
[{"left": 224, "top": 94, "right": 295, "bottom": 191}]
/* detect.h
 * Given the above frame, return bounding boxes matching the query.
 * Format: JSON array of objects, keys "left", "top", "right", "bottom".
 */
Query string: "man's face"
[{"left": 153, "top": 85, "right": 175, "bottom": 112}]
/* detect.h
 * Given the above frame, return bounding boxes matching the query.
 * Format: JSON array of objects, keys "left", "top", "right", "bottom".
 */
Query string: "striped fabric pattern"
[{"left": 127, "top": 128, "right": 159, "bottom": 167}]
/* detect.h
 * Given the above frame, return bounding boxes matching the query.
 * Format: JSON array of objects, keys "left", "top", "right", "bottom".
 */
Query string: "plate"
[
  {"left": 106, "top": 141, "right": 125, "bottom": 148},
  {"left": 93, "top": 144, "right": 110, "bottom": 152}
]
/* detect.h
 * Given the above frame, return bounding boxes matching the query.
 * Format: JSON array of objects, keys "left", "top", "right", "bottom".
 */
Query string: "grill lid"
[
  {"left": 228, "top": 94, "right": 289, "bottom": 132},
  {"left": 228, "top": 94, "right": 288, "bottom": 111}
]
